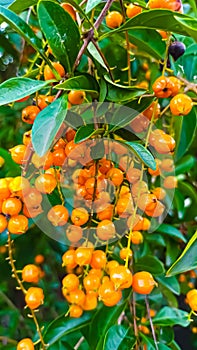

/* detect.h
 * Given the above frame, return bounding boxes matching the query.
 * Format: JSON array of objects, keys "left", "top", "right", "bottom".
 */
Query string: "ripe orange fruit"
[
  {"left": 132, "top": 271, "right": 157, "bottom": 294},
  {"left": 23, "top": 130, "right": 32, "bottom": 146},
  {"left": 25, "top": 287, "right": 44, "bottom": 309},
  {"left": 69, "top": 304, "right": 83, "bottom": 318},
  {"left": 22, "top": 264, "right": 40, "bottom": 283},
  {"left": 107, "top": 168, "right": 124, "bottom": 186},
  {"left": 160, "top": 158, "right": 174, "bottom": 172},
  {"left": 69, "top": 289, "right": 86, "bottom": 306},
  {"left": 22, "top": 105, "right": 40, "bottom": 124},
  {"left": 83, "top": 292, "right": 98, "bottom": 311},
  {"left": 152, "top": 76, "right": 174, "bottom": 98},
  {"left": 74, "top": 247, "right": 93, "bottom": 266},
  {"left": 154, "top": 134, "right": 176, "bottom": 154},
  {"left": 120, "top": 247, "right": 133, "bottom": 260},
  {"left": 168, "top": 76, "right": 182, "bottom": 96},
  {"left": 62, "top": 274, "right": 79, "bottom": 292},
  {"left": 163, "top": 176, "right": 177, "bottom": 189},
  {"left": 47, "top": 205, "right": 69, "bottom": 226},
  {"left": 145, "top": 200, "right": 165, "bottom": 217},
  {"left": 98, "top": 280, "right": 122, "bottom": 306},
  {"left": 105, "top": 260, "right": 119, "bottom": 274},
  {"left": 138, "top": 193, "right": 157, "bottom": 212},
  {"left": 35, "top": 174, "right": 57, "bottom": 194},
  {"left": 66, "top": 225, "right": 83, "bottom": 243},
  {"left": 44, "top": 62, "right": 65, "bottom": 80},
  {"left": 110, "top": 265, "right": 133, "bottom": 289},
  {"left": 130, "top": 231, "right": 143, "bottom": 244},
  {"left": 62, "top": 250, "right": 77, "bottom": 269},
  {"left": 9, "top": 177, "right": 30, "bottom": 197},
  {"left": 8, "top": 215, "right": 28, "bottom": 234},
  {"left": 61, "top": 2, "right": 76, "bottom": 21},
  {"left": 37, "top": 95, "right": 54, "bottom": 110},
  {"left": 23, "top": 188, "right": 42, "bottom": 207},
  {"left": 17, "top": 338, "right": 35, "bottom": 350},
  {"left": 9, "top": 145, "right": 27, "bottom": 165},
  {"left": 131, "top": 181, "right": 149, "bottom": 198},
  {"left": 71, "top": 207, "right": 89, "bottom": 226},
  {"left": 83, "top": 274, "right": 101, "bottom": 292},
  {"left": 151, "top": 187, "right": 166, "bottom": 200},
  {"left": 68, "top": 90, "right": 86, "bottom": 105},
  {"left": 126, "top": 4, "right": 142, "bottom": 17},
  {"left": 90, "top": 250, "right": 107, "bottom": 269},
  {"left": 105, "top": 11, "right": 123, "bottom": 29},
  {"left": 96, "top": 220, "right": 116, "bottom": 241},
  {"left": 143, "top": 101, "right": 161, "bottom": 121},
  {"left": 126, "top": 167, "right": 141, "bottom": 184},
  {"left": 2, "top": 197, "right": 22, "bottom": 216},
  {"left": 149, "top": 0, "right": 182, "bottom": 12},
  {"left": 130, "top": 114, "right": 149, "bottom": 133},
  {"left": 170, "top": 93, "right": 193, "bottom": 116},
  {"left": 23, "top": 204, "right": 43, "bottom": 219},
  {"left": 0, "top": 179, "right": 10, "bottom": 200},
  {"left": 52, "top": 148, "right": 66, "bottom": 166},
  {"left": 31, "top": 152, "right": 54, "bottom": 170},
  {"left": 148, "top": 159, "right": 161, "bottom": 176},
  {"left": 34, "top": 254, "right": 45, "bottom": 265}
]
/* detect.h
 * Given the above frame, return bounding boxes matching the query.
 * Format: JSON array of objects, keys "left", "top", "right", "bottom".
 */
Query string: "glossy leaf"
[
  {"left": 167, "top": 231, "right": 197, "bottom": 276},
  {"left": 100, "top": 10, "right": 197, "bottom": 41},
  {"left": 128, "top": 29, "right": 166, "bottom": 60},
  {"left": 56, "top": 74, "right": 99, "bottom": 95},
  {"left": 156, "top": 274, "right": 180, "bottom": 295},
  {"left": 43, "top": 311, "right": 94, "bottom": 346},
  {"left": 86, "top": 0, "right": 102, "bottom": 13},
  {"left": 37, "top": 0, "right": 80, "bottom": 73},
  {"left": 174, "top": 108, "right": 197, "bottom": 161},
  {"left": 32, "top": 95, "right": 68, "bottom": 156},
  {"left": 178, "top": 181, "right": 197, "bottom": 221},
  {"left": 119, "top": 141, "right": 156, "bottom": 170},
  {"left": 87, "top": 42, "right": 109, "bottom": 70},
  {"left": 157, "top": 223, "right": 186, "bottom": 243},
  {"left": 135, "top": 255, "right": 165, "bottom": 275},
  {"left": 173, "top": 155, "right": 195, "bottom": 175},
  {"left": 89, "top": 302, "right": 127, "bottom": 350},
  {"left": 152, "top": 307, "right": 190, "bottom": 327},
  {"left": 0, "top": 78, "right": 51, "bottom": 106},
  {"left": 173, "top": 188, "right": 185, "bottom": 220},
  {"left": 0, "top": 5, "right": 44, "bottom": 54},
  {"left": 74, "top": 125, "right": 104, "bottom": 144},
  {"left": 106, "top": 78, "right": 145, "bottom": 102},
  {"left": 103, "top": 325, "right": 136, "bottom": 350},
  {"left": 0, "top": 148, "right": 20, "bottom": 177},
  {"left": 9, "top": 0, "right": 38, "bottom": 13}
]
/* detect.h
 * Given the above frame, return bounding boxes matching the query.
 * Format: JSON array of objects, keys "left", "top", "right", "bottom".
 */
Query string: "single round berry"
[
  {"left": 168, "top": 41, "right": 186, "bottom": 61},
  {"left": 17, "top": 338, "right": 35, "bottom": 350},
  {"left": 170, "top": 93, "right": 193, "bottom": 116},
  {"left": 132, "top": 271, "right": 157, "bottom": 294},
  {"left": 106, "top": 11, "right": 123, "bottom": 29}
]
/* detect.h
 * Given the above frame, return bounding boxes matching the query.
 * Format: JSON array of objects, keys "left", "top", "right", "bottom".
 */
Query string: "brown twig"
[{"left": 145, "top": 295, "right": 159, "bottom": 350}]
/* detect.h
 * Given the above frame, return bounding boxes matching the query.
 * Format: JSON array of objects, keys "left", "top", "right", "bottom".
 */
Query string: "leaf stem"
[{"left": 145, "top": 295, "right": 159, "bottom": 350}]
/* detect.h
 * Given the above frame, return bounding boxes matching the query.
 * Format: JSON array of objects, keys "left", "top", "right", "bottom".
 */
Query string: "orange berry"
[
  {"left": 8, "top": 215, "right": 28, "bottom": 234},
  {"left": 83, "top": 292, "right": 98, "bottom": 311},
  {"left": 22, "top": 264, "right": 40, "bottom": 283},
  {"left": 110, "top": 265, "right": 133, "bottom": 289},
  {"left": 106, "top": 11, "right": 123, "bottom": 29},
  {"left": 69, "top": 289, "right": 86, "bottom": 306},
  {"left": 25, "top": 287, "right": 44, "bottom": 309},
  {"left": 34, "top": 254, "right": 45, "bottom": 265},
  {"left": 36, "top": 95, "right": 54, "bottom": 110},
  {"left": 47, "top": 205, "right": 69, "bottom": 226},
  {"left": 9, "top": 177, "right": 30, "bottom": 197},
  {"left": 9, "top": 145, "right": 27, "bottom": 165},
  {"left": 98, "top": 280, "right": 122, "bottom": 306},
  {"left": 132, "top": 271, "right": 157, "bottom": 294},
  {"left": 148, "top": 159, "right": 161, "bottom": 176},
  {"left": 154, "top": 134, "right": 176, "bottom": 154},
  {"left": 0, "top": 179, "right": 11, "bottom": 200},
  {"left": 31, "top": 152, "right": 53, "bottom": 170},
  {"left": 0, "top": 214, "right": 7, "bottom": 233},
  {"left": 96, "top": 220, "right": 116, "bottom": 241},
  {"left": 149, "top": 0, "right": 182, "bottom": 11},
  {"left": 120, "top": 248, "right": 133, "bottom": 260},
  {"left": 62, "top": 250, "right": 77, "bottom": 269},
  {"left": 52, "top": 148, "right": 66, "bottom": 166},
  {"left": 130, "top": 231, "right": 143, "bottom": 244},
  {"left": 23, "top": 130, "right": 32, "bottom": 146},
  {"left": 151, "top": 187, "right": 166, "bottom": 200},
  {"left": 2, "top": 197, "right": 22, "bottom": 216},
  {"left": 97, "top": 204, "right": 113, "bottom": 221},
  {"left": 145, "top": 201, "right": 165, "bottom": 217},
  {"left": 68, "top": 90, "right": 86, "bottom": 105},
  {"left": 163, "top": 176, "right": 177, "bottom": 189},
  {"left": 105, "top": 260, "right": 119, "bottom": 275},
  {"left": 17, "top": 338, "right": 34, "bottom": 350},
  {"left": 71, "top": 207, "right": 89, "bottom": 226},
  {"left": 157, "top": 30, "right": 168, "bottom": 39},
  {"left": 126, "top": 4, "right": 142, "bottom": 17},
  {"left": 23, "top": 188, "right": 42, "bottom": 207},
  {"left": 126, "top": 167, "right": 141, "bottom": 184},
  {"left": 74, "top": 247, "right": 93, "bottom": 266},
  {"left": 116, "top": 196, "right": 134, "bottom": 217},
  {"left": 44, "top": 62, "right": 65, "bottom": 80},
  {"left": 83, "top": 274, "right": 101, "bottom": 292},
  {"left": 61, "top": 2, "right": 76, "bottom": 21},
  {"left": 62, "top": 273, "right": 79, "bottom": 292},
  {"left": 106, "top": 168, "right": 124, "bottom": 186},
  {"left": 170, "top": 93, "right": 193, "bottom": 116},
  {"left": 35, "top": 174, "right": 57, "bottom": 194},
  {"left": 168, "top": 76, "right": 182, "bottom": 96},
  {"left": 69, "top": 304, "right": 83, "bottom": 318},
  {"left": 138, "top": 193, "right": 157, "bottom": 212},
  {"left": 131, "top": 181, "right": 149, "bottom": 197},
  {"left": 143, "top": 101, "right": 161, "bottom": 121},
  {"left": 22, "top": 105, "right": 40, "bottom": 124},
  {"left": 66, "top": 225, "right": 83, "bottom": 243},
  {"left": 160, "top": 158, "right": 174, "bottom": 172},
  {"left": 23, "top": 204, "right": 43, "bottom": 218},
  {"left": 152, "top": 76, "right": 174, "bottom": 98},
  {"left": 130, "top": 114, "right": 149, "bottom": 133},
  {"left": 90, "top": 250, "right": 107, "bottom": 269}
]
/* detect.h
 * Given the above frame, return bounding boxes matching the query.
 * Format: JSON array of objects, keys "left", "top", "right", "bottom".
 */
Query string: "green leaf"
[
  {"left": 0, "top": 5, "right": 44, "bottom": 55},
  {"left": 156, "top": 274, "right": 180, "bottom": 295},
  {"left": 119, "top": 141, "right": 156, "bottom": 170},
  {"left": 105, "top": 77, "right": 145, "bottom": 102},
  {"left": 178, "top": 181, "right": 197, "bottom": 221},
  {"left": 43, "top": 311, "right": 94, "bottom": 346},
  {"left": 174, "top": 16, "right": 197, "bottom": 41},
  {"left": 37, "top": 0, "right": 80, "bottom": 73},
  {"left": 0, "top": 148, "right": 20, "bottom": 177},
  {"left": 89, "top": 302, "right": 127, "bottom": 350},
  {"left": 152, "top": 306, "right": 190, "bottom": 327},
  {"left": 167, "top": 231, "right": 197, "bottom": 276},
  {"left": 85, "top": 0, "right": 102, "bottom": 13},
  {"left": 0, "top": 77, "right": 51, "bottom": 106},
  {"left": 128, "top": 29, "right": 166, "bottom": 60},
  {"left": 32, "top": 95, "right": 68, "bottom": 156},
  {"left": 56, "top": 74, "right": 99, "bottom": 95},
  {"left": 87, "top": 42, "right": 109, "bottom": 70},
  {"left": 173, "top": 155, "right": 195, "bottom": 175},
  {"left": 103, "top": 325, "right": 136, "bottom": 350},
  {"left": 157, "top": 223, "right": 186, "bottom": 243},
  {"left": 174, "top": 108, "right": 197, "bottom": 161},
  {"left": 135, "top": 255, "right": 165, "bottom": 275},
  {"left": 173, "top": 188, "right": 185, "bottom": 220},
  {"left": 100, "top": 10, "right": 197, "bottom": 41},
  {"left": 109, "top": 97, "right": 154, "bottom": 131},
  {"left": 74, "top": 125, "right": 104, "bottom": 144},
  {"left": 9, "top": 0, "right": 38, "bottom": 13}
]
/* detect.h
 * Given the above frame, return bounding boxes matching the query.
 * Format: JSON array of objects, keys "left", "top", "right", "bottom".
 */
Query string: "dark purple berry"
[{"left": 168, "top": 41, "right": 186, "bottom": 61}]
